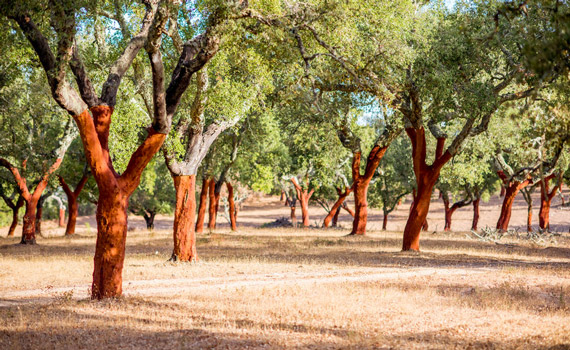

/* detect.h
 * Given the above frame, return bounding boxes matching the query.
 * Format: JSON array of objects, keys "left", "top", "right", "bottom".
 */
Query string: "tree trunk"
[
  {"left": 496, "top": 185, "right": 520, "bottom": 232},
  {"left": 66, "top": 195, "right": 79, "bottom": 235},
  {"left": 332, "top": 207, "right": 340, "bottom": 227},
  {"left": 291, "top": 177, "right": 314, "bottom": 229},
  {"left": 21, "top": 198, "right": 39, "bottom": 244},
  {"left": 402, "top": 128, "right": 451, "bottom": 251},
  {"left": 527, "top": 200, "right": 533, "bottom": 232},
  {"left": 471, "top": 197, "right": 480, "bottom": 231},
  {"left": 58, "top": 208, "right": 66, "bottom": 227},
  {"left": 91, "top": 191, "right": 129, "bottom": 299},
  {"left": 195, "top": 177, "right": 210, "bottom": 233},
  {"left": 382, "top": 210, "right": 388, "bottom": 230},
  {"left": 500, "top": 186, "right": 506, "bottom": 197},
  {"left": 539, "top": 175, "right": 560, "bottom": 231},
  {"left": 60, "top": 174, "right": 89, "bottom": 236},
  {"left": 227, "top": 182, "right": 237, "bottom": 231},
  {"left": 7, "top": 197, "right": 24, "bottom": 237},
  {"left": 144, "top": 212, "right": 156, "bottom": 230},
  {"left": 349, "top": 145, "right": 388, "bottom": 235},
  {"left": 207, "top": 177, "right": 216, "bottom": 230},
  {"left": 290, "top": 204, "right": 297, "bottom": 227},
  {"left": 170, "top": 175, "right": 197, "bottom": 262},
  {"left": 35, "top": 197, "right": 45, "bottom": 238},
  {"left": 323, "top": 186, "right": 352, "bottom": 228}
]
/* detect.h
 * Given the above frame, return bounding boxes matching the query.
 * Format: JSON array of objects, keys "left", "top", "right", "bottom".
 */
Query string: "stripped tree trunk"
[
  {"left": 0, "top": 189, "right": 25, "bottom": 237},
  {"left": 227, "top": 182, "right": 237, "bottom": 231},
  {"left": 1, "top": 156, "right": 69, "bottom": 244},
  {"left": 59, "top": 173, "right": 89, "bottom": 235},
  {"left": 521, "top": 187, "right": 534, "bottom": 232},
  {"left": 291, "top": 177, "right": 315, "bottom": 228},
  {"left": 382, "top": 210, "right": 389, "bottom": 230},
  {"left": 539, "top": 174, "right": 561, "bottom": 231},
  {"left": 170, "top": 175, "right": 197, "bottom": 261},
  {"left": 441, "top": 191, "right": 472, "bottom": 232},
  {"left": 402, "top": 128, "right": 452, "bottom": 251},
  {"left": 208, "top": 177, "right": 216, "bottom": 230},
  {"left": 349, "top": 146, "right": 388, "bottom": 235},
  {"left": 496, "top": 171, "right": 532, "bottom": 232},
  {"left": 323, "top": 186, "right": 352, "bottom": 228},
  {"left": 195, "top": 177, "right": 210, "bottom": 233}
]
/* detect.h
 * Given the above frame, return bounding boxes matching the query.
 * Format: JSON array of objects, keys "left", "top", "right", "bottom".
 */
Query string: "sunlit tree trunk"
[
  {"left": 170, "top": 175, "right": 197, "bottom": 261},
  {"left": 291, "top": 177, "right": 314, "bottom": 228},
  {"left": 195, "top": 177, "right": 210, "bottom": 233},
  {"left": 471, "top": 196, "right": 480, "bottom": 231},
  {"left": 402, "top": 128, "right": 451, "bottom": 251},
  {"left": 323, "top": 186, "right": 352, "bottom": 228},
  {"left": 59, "top": 173, "right": 89, "bottom": 235},
  {"left": 227, "top": 182, "right": 237, "bottom": 231},
  {"left": 208, "top": 177, "right": 216, "bottom": 230},
  {"left": 539, "top": 174, "right": 560, "bottom": 231},
  {"left": 496, "top": 171, "right": 532, "bottom": 232}
]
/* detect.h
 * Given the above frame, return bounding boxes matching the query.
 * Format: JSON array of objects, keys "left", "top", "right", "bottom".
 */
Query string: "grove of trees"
[{"left": 0, "top": 0, "right": 568, "bottom": 299}]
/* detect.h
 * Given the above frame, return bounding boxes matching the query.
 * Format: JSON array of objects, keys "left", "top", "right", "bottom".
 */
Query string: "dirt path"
[{"left": 0, "top": 266, "right": 490, "bottom": 306}]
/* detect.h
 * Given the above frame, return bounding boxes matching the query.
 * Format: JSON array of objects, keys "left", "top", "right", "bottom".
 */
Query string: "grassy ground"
[{"left": 1, "top": 228, "right": 569, "bottom": 349}]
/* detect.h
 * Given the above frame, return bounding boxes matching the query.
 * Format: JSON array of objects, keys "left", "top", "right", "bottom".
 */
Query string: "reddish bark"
[
  {"left": 170, "top": 175, "right": 197, "bottom": 262},
  {"left": 539, "top": 174, "right": 561, "bottom": 231},
  {"left": 471, "top": 197, "right": 480, "bottom": 231},
  {"left": 227, "top": 182, "right": 237, "bottom": 231},
  {"left": 291, "top": 177, "right": 315, "bottom": 228},
  {"left": 382, "top": 213, "right": 388, "bottom": 230},
  {"left": 527, "top": 202, "right": 533, "bottom": 232},
  {"left": 207, "top": 177, "right": 216, "bottom": 230},
  {"left": 495, "top": 171, "right": 532, "bottom": 232},
  {"left": 332, "top": 207, "right": 341, "bottom": 227},
  {"left": 59, "top": 174, "right": 89, "bottom": 235},
  {"left": 441, "top": 192, "right": 471, "bottom": 232},
  {"left": 500, "top": 186, "right": 506, "bottom": 197},
  {"left": 402, "top": 128, "right": 452, "bottom": 251},
  {"left": 58, "top": 208, "right": 65, "bottom": 227},
  {"left": 195, "top": 177, "right": 210, "bottom": 233},
  {"left": 35, "top": 201, "right": 44, "bottom": 237},
  {"left": 323, "top": 186, "right": 352, "bottom": 228},
  {"left": 349, "top": 146, "right": 388, "bottom": 235},
  {"left": 77, "top": 106, "right": 166, "bottom": 299},
  {"left": 0, "top": 157, "right": 64, "bottom": 244}
]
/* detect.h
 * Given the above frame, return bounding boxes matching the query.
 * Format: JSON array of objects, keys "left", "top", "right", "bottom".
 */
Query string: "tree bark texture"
[
  {"left": 195, "top": 177, "right": 210, "bottom": 233},
  {"left": 207, "top": 177, "right": 216, "bottom": 230},
  {"left": 471, "top": 197, "right": 480, "bottom": 231},
  {"left": 349, "top": 146, "right": 388, "bottom": 235},
  {"left": 59, "top": 174, "right": 89, "bottom": 235},
  {"left": 170, "top": 175, "right": 197, "bottom": 262},
  {"left": 323, "top": 186, "right": 352, "bottom": 228},
  {"left": 496, "top": 171, "right": 532, "bottom": 232},
  {"left": 291, "top": 177, "right": 314, "bottom": 228},
  {"left": 227, "top": 182, "right": 237, "bottom": 231},
  {"left": 539, "top": 174, "right": 560, "bottom": 231},
  {"left": 402, "top": 128, "right": 452, "bottom": 251}
]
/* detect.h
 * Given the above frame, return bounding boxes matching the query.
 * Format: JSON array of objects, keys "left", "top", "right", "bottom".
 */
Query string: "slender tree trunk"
[
  {"left": 227, "top": 182, "right": 237, "bottom": 231},
  {"left": 323, "top": 186, "right": 352, "bottom": 228},
  {"left": 144, "top": 212, "right": 156, "bottom": 230},
  {"left": 291, "top": 177, "right": 314, "bottom": 229},
  {"left": 342, "top": 204, "right": 355, "bottom": 217},
  {"left": 207, "top": 177, "right": 216, "bottom": 230},
  {"left": 60, "top": 174, "right": 89, "bottom": 236},
  {"left": 500, "top": 186, "right": 506, "bottom": 197},
  {"left": 349, "top": 146, "right": 388, "bottom": 235},
  {"left": 539, "top": 175, "right": 560, "bottom": 231},
  {"left": 170, "top": 175, "right": 197, "bottom": 262},
  {"left": 195, "top": 177, "right": 210, "bottom": 233},
  {"left": 402, "top": 128, "right": 451, "bottom": 251},
  {"left": 66, "top": 195, "right": 79, "bottom": 235},
  {"left": 496, "top": 185, "right": 520, "bottom": 232},
  {"left": 58, "top": 208, "right": 65, "bottom": 227},
  {"left": 382, "top": 209, "right": 388, "bottom": 230},
  {"left": 332, "top": 207, "right": 340, "bottom": 227},
  {"left": 7, "top": 197, "right": 24, "bottom": 237},
  {"left": 471, "top": 197, "right": 480, "bottom": 231},
  {"left": 527, "top": 200, "right": 533, "bottom": 232},
  {"left": 442, "top": 192, "right": 451, "bottom": 231}
]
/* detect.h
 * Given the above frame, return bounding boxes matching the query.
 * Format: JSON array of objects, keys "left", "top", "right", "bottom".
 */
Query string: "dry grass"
[{"left": 1, "top": 227, "right": 570, "bottom": 349}]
